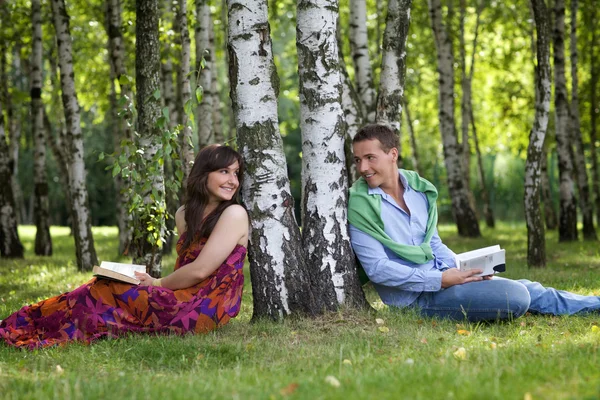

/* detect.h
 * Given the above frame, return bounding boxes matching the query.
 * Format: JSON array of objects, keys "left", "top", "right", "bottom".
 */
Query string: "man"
[{"left": 348, "top": 124, "right": 600, "bottom": 321}]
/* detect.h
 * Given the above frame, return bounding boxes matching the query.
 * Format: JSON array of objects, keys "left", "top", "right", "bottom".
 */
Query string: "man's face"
[{"left": 352, "top": 139, "right": 398, "bottom": 188}]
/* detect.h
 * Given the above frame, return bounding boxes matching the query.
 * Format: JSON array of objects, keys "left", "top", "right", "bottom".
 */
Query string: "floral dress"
[{"left": 0, "top": 235, "right": 246, "bottom": 350}]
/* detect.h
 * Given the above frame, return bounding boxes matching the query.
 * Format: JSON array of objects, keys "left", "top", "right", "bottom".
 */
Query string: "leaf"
[
  {"left": 592, "top": 325, "right": 599, "bottom": 333},
  {"left": 453, "top": 347, "right": 467, "bottom": 361},
  {"left": 200, "top": 57, "right": 206, "bottom": 69},
  {"left": 195, "top": 86, "right": 204, "bottom": 103},
  {"left": 153, "top": 89, "right": 161, "bottom": 100},
  {"left": 112, "top": 164, "right": 122, "bottom": 177},
  {"left": 342, "top": 359, "right": 352, "bottom": 366},
  {"left": 279, "top": 383, "right": 299, "bottom": 396},
  {"left": 375, "top": 318, "right": 385, "bottom": 325},
  {"left": 490, "top": 342, "right": 497, "bottom": 349},
  {"left": 98, "top": 152, "right": 105, "bottom": 161},
  {"left": 378, "top": 326, "right": 390, "bottom": 333},
  {"left": 457, "top": 329, "right": 471, "bottom": 336},
  {"left": 184, "top": 99, "right": 193, "bottom": 116},
  {"left": 324, "top": 375, "right": 340, "bottom": 388},
  {"left": 55, "top": 365, "right": 64, "bottom": 374},
  {"left": 118, "top": 74, "right": 133, "bottom": 85}
]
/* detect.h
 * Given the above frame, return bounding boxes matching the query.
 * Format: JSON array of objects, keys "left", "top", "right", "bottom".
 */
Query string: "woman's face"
[{"left": 206, "top": 161, "right": 240, "bottom": 204}]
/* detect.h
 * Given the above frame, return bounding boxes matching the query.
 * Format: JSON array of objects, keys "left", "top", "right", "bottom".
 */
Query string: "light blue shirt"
[{"left": 349, "top": 171, "right": 457, "bottom": 307}]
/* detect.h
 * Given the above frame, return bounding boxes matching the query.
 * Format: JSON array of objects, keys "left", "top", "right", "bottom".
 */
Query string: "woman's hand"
[{"left": 134, "top": 271, "right": 155, "bottom": 286}]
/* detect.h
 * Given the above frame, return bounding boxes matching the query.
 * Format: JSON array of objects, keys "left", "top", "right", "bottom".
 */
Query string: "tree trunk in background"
[
  {"left": 228, "top": 0, "right": 318, "bottom": 320},
  {"left": 569, "top": 0, "right": 596, "bottom": 240},
  {"left": 196, "top": 0, "right": 214, "bottom": 147},
  {"left": 209, "top": 14, "right": 224, "bottom": 144},
  {"left": 133, "top": 0, "right": 165, "bottom": 276},
  {"left": 471, "top": 110, "right": 494, "bottom": 228},
  {"left": 428, "top": 0, "right": 481, "bottom": 237},
  {"left": 589, "top": 6, "right": 600, "bottom": 228},
  {"left": 50, "top": 0, "right": 98, "bottom": 271},
  {"left": 178, "top": 0, "right": 194, "bottom": 185},
  {"left": 541, "top": 139, "right": 558, "bottom": 229},
  {"left": 297, "top": 0, "right": 367, "bottom": 311},
  {"left": 524, "top": 0, "right": 551, "bottom": 268},
  {"left": 0, "top": 36, "right": 24, "bottom": 258},
  {"left": 403, "top": 99, "right": 419, "bottom": 174},
  {"left": 31, "top": 0, "right": 52, "bottom": 256},
  {"left": 349, "top": 0, "right": 376, "bottom": 121},
  {"left": 553, "top": 0, "right": 577, "bottom": 241},
  {"left": 107, "top": 0, "right": 133, "bottom": 256},
  {"left": 375, "top": 0, "right": 412, "bottom": 163}
]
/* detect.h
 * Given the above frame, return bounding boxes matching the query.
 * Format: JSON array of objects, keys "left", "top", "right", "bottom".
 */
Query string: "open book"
[
  {"left": 455, "top": 245, "right": 506, "bottom": 277},
  {"left": 92, "top": 261, "right": 146, "bottom": 285}
]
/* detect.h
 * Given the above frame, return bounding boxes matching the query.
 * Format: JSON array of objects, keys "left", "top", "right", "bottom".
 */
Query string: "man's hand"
[{"left": 441, "top": 268, "right": 484, "bottom": 288}]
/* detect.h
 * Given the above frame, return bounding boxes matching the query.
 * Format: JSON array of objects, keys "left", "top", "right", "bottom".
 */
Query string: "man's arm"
[
  {"left": 350, "top": 225, "right": 442, "bottom": 292},
  {"left": 429, "top": 227, "right": 457, "bottom": 269}
]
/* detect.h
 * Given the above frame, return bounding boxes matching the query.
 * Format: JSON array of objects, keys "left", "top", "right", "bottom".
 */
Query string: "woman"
[{"left": 0, "top": 145, "right": 248, "bottom": 349}]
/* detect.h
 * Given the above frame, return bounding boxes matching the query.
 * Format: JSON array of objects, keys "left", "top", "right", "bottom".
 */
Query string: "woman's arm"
[{"left": 136, "top": 205, "right": 248, "bottom": 290}]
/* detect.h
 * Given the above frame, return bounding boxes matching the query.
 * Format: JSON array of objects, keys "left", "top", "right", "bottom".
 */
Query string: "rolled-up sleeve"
[{"left": 350, "top": 225, "right": 442, "bottom": 292}]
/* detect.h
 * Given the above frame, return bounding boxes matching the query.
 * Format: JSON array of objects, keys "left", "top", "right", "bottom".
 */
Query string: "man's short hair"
[{"left": 352, "top": 124, "right": 399, "bottom": 153}]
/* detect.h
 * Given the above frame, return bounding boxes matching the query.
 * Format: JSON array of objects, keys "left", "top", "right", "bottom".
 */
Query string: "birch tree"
[
  {"left": 349, "top": 0, "right": 376, "bottom": 120},
  {"left": 569, "top": 0, "right": 596, "bottom": 240},
  {"left": 196, "top": 0, "right": 213, "bottom": 147},
  {"left": 50, "top": 0, "right": 98, "bottom": 270},
  {"left": 403, "top": 99, "right": 420, "bottom": 174},
  {"left": 589, "top": 6, "right": 600, "bottom": 228},
  {"left": 0, "top": 35, "right": 24, "bottom": 259},
  {"left": 553, "top": 0, "right": 577, "bottom": 241},
  {"left": 178, "top": 0, "right": 194, "bottom": 184},
  {"left": 375, "top": 0, "right": 412, "bottom": 152},
  {"left": 297, "top": 0, "right": 367, "bottom": 310},
  {"left": 228, "top": 0, "right": 318, "bottom": 319},
  {"left": 428, "top": 0, "right": 481, "bottom": 237},
  {"left": 132, "top": 0, "right": 165, "bottom": 275},
  {"left": 541, "top": 141, "right": 558, "bottom": 229},
  {"left": 524, "top": 0, "right": 551, "bottom": 268}
]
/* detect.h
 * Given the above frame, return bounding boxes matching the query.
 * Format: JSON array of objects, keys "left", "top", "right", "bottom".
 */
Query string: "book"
[
  {"left": 92, "top": 261, "right": 147, "bottom": 285},
  {"left": 455, "top": 245, "right": 506, "bottom": 277}
]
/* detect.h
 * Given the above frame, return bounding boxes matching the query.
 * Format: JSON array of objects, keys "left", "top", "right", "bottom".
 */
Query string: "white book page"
[
  {"left": 455, "top": 245, "right": 501, "bottom": 261},
  {"left": 100, "top": 262, "right": 146, "bottom": 279}
]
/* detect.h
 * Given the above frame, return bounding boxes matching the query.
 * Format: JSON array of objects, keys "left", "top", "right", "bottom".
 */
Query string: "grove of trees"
[{"left": 0, "top": 0, "right": 598, "bottom": 317}]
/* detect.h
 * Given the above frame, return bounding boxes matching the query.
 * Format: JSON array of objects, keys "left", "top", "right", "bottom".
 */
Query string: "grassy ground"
[{"left": 1, "top": 223, "right": 600, "bottom": 400}]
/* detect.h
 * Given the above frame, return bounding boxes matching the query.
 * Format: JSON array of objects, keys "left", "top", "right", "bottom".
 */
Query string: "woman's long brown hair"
[{"left": 181, "top": 145, "right": 244, "bottom": 251}]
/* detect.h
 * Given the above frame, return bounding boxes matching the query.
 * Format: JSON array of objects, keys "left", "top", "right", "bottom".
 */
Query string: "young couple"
[{"left": 2, "top": 125, "right": 598, "bottom": 349}]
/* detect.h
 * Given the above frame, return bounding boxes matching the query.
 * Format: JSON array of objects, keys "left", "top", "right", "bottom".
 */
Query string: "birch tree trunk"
[
  {"left": 569, "top": 0, "right": 596, "bottom": 240},
  {"left": 375, "top": 0, "right": 412, "bottom": 158},
  {"left": 297, "top": 0, "right": 367, "bottom": 310},
  {"left": 428, "top": 0, "right": 481, "bottom": 237},
  {"left": 524, "top": 0, "right": 551, "bottom": 268},
  {"left": 50, "top": 0, "right": 98, "bottom": 270},
  {"left": 31, "top": 0, "right": 52, "bottom": 256},
  {"left": 133, "top": 0, "right": 165, "bottom": 276},
  {"left": 228, "top": 0, "right": 318, "bottom": 319},
  {"left": 458, "top": 0, "right": 472, "bottom": 189},
  {"left": 210, "top": 15, "right": 224, "bottom": 144},
  {"left": 541, "top": 140, "right": 558, "bottom": 229},
  {"left": 0, "top": 37, "right": 24, "bottom": 258},
  {"left": 196, "top": 0, "right": 214, "bottom": 147},
  {"left": 589, "top": 7, "right": 600, "bottom": 228},
  {"left": 553, "top": 0, "right": 578, "bottom": 241},
  {"left": 471, "top": 110, "right": 494, "bottom": 228},
  {"left": 107, "top": 0, "right": 133, "bottom": 256},
  {"left": 403, "top": 99, "right": 419, "bottom": 174},
  {"left": 178, "top": 0, "right": 194, "bottom": 184},
  {"left": 349, "top": 0, "right": 376, "bottom": 120}
]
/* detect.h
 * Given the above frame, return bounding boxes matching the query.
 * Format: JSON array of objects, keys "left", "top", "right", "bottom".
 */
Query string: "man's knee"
[{"left": 499, "top": 280, "right": 531, "bottom": 318}]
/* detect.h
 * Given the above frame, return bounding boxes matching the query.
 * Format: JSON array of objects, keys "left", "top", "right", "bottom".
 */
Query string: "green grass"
[{"left": 1, "top": 223, "right": 600, "bottom": 400}]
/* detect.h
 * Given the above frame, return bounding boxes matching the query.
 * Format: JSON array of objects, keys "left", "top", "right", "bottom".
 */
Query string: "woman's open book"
[
  {"left": 92, "top": 262, "right": 146, "bottom": 285},
  {"left": 455, "top": 245, "right": 506, "bottom": 276}
]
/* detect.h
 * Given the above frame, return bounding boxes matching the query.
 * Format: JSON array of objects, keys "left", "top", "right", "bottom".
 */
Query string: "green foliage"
[{"left": 2, "top": 224, "right": 600, "bottom": 399}]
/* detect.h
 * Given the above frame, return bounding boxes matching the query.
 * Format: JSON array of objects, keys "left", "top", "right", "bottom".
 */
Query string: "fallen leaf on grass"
[
  {"left": 453, "top": 347, "right": 467, "bottom": 361},
  {"left": 342, "top": 359, "right": 352, "bottom": 365},
  {"left": 55, "top": 365, "right": 64, "bottom": 374},
  {"left": 375, "top": 318, "right": 385, "bottom": 325},
  {"left": 405, "top": 358, "right": 415, "bottom": 365},
  {"left": 325, "top": 375, "right": 341, "bottom": 388},
  {"left": 280, "top": 383, "right": 299, "bottom": 396},
  {"left": 457, "top": 329, "right": 470, "bottom": 336},
  {"left": 420, "top": 338, "right": 428, "bottom": 344},
  {"left": 489, "top": 342, "right": 497, "bottom": 350},
  {"left": 378, "top": 326, "right": 390, "bottom": 333},
  {"left": 196, "top": 354, "right": 205, "bottom": 360},
  {"left": 523, "top": 392, "right": 533, "bottom": 400},
  {"left": 592, "top": 325, "right": 600, "bottom": 333}
]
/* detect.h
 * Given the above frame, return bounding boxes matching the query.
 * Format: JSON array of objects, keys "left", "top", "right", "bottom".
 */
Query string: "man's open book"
[
  {"left": 455, "top": 245, "right": 506, "bottom": 276},
  {"left": 93, "top": 262, "right": 146, "bottom": 285}
]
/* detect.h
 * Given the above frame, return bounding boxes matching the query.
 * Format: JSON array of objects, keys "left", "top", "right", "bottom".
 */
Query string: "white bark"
[
  {"left": 349, "top": 0, "right": 376, "bottom": 120},
  {"left": 210, "top": 14, "right": 224, "bottom": 143},
  {"left": 50, "top": 0, "right": 98, "bottom": 270},
  {"left": 297, "top": 0, "right": 366, "bottom": 309},
  {"left": 524, "top": 0, "right": 551, "bottom": 267},
  {"left": 228, "top": 0, "right": 317, "bottom": 319},
  {"left": 376, "top": 0, "right": 412, "bottom": 144},
  {"left": 196, "top": 0, "right": 214, "bottom": 147},
  {"left": 32, "top": 0, "right": 52, "bottom": 256},
  {"left": 178, "top": 0, "right": 194, "bottom": 184}
]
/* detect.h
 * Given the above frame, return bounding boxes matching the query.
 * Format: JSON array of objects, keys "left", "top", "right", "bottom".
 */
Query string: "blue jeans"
[{"left": 414, "top": 277, "right": 600, "bottom": 322}]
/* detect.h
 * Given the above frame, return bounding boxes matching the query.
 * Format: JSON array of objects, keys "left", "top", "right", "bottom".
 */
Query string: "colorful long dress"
[{"left": 0, "top": 235, "right": 246, "bottom": 350}]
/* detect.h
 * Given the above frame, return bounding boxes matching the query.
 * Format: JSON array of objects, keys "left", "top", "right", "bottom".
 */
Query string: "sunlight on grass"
[{"left": 1, "top": 223, "right": 600, "bottom": 399}]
